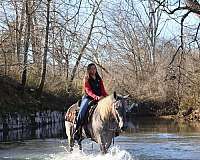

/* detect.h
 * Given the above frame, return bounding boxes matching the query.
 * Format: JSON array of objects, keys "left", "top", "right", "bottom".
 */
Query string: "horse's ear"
[
  {"left": 123, "top": 95, "right": 129, "bottom": 99},
  {"left": 113, "top": 91, "right": 117, "bottom": 99}
]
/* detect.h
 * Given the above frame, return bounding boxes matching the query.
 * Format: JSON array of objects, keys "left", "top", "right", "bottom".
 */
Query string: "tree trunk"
[
  {"left": 2, "top": 48, "right": 7, "bottom": 76},
  {"left": 31, "top": 16, "right": 42, "bottom": 76},
  {"left": 16, "top": 0, "right": 26, "bottom": 63},
  {"left": 37, "top": 0, "right": 51, "bottom": 97},
  {"left": 21, "top": 0, "right": 31, "bottom": 92}
]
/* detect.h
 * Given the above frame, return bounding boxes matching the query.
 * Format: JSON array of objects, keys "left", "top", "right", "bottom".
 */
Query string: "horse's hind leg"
[
  {"left": 69, "top": 137, "right": 74, "bottom": 152},
  {"left": 65, "top": 121, "right": 74, "bottom": 152}
]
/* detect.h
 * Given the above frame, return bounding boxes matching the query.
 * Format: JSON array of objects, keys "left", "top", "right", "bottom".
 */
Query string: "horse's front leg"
[
  {"left": 78, "top": 140, "right": 82, "bottom": 150},
  {"left": 97, "top": 134, "right": 107, "bottom": 154},
  {"left": 100, "top": 136, "right": 112, "bottom": 154},
  {"left": 100, "top": 143, "right": 107, "bottom": 154}
]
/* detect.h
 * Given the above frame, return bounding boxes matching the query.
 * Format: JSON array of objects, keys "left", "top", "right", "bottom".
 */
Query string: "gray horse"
[{"left": 65, "top": 92, "right": 128, "bottom": 154}]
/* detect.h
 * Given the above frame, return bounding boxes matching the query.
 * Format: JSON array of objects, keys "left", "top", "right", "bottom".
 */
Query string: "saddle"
[{"left": 65, "top": 99, "right": 97, "bottom": 125}]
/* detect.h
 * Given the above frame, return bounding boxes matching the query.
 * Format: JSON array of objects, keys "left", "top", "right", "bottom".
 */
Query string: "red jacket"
[{"left": 84, "top": 78, "right": 108, "bottom": 101}]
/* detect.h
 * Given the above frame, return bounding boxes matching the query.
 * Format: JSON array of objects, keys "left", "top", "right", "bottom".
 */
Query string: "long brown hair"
[
  {"left": 84, "top": 63, "right": 101, "bottom": 81},
  {"left": 82, "top": 63, "right": 102, "bottom": 93}
]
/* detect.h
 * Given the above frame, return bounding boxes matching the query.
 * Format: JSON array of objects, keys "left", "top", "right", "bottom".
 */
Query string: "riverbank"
[
  {"left": 128, "top": 98, "right": 179, "bottom": 117},
  {"left": 175, "top": 107, "right": 200, "bottom": 122},
  {"left": 128, "top": 100, "right": 200, "bottom": 123},
  {"left": 0, "top": 75, "right": 79, "bottom": 114},
  {"left": 0, "top": 75, "right": 79, "bottom": 138},
  {"left": 1, "top": 73, "right": 199, "bottom": 135}
]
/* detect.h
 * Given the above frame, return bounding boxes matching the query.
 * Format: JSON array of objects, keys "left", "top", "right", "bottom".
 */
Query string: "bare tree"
[
  {"left": 13, "top": 0, "right": 26, "bottom": 63},
  {"left": 21, "top": 0, "right": 31, "bottom": 91},
  {"left": 68, "top": 0, "right": 103, "bottom": 91},
  {"left": 153, "top": 0, "right": 200, "bottom": 64},
  {"left": 37, "top": 0, "right": 51, "bottom": 97}
]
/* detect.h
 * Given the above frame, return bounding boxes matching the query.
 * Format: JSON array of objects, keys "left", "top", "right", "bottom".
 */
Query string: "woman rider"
[{"left": 74, "top": 63, "right": 108, "bottom": 140}]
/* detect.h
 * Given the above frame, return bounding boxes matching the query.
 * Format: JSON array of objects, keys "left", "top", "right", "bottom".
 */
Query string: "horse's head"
[{"left": 112, "top": 92, "right": 129, "bottom": 131}]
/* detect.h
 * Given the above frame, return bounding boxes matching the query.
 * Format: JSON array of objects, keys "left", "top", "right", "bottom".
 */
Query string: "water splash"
[{"left": 47, "top": 146, "right": 135, "bottom": 160}]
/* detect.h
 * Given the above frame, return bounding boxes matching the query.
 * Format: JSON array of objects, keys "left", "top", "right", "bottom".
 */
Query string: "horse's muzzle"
[
  {"left": 120, "top": 125, "right": 128, "bottom": 131},
  {"left": 120, "top": 122, "right": 128, "bottom": 131}
]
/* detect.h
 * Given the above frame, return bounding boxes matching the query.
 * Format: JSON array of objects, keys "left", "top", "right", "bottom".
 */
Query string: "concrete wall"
[{"left": 0, "top": 111, "right": 65, "bottom": 141}]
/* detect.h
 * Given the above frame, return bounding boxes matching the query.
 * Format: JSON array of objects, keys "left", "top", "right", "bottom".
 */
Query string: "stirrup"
[
  {"left": 73, "top": 130, "right": 79, "bottom": 140},
  {"left": 73, "top": 128, "right": 82, "bottom": 141}
]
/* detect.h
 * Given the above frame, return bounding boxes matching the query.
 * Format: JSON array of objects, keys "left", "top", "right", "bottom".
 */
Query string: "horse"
[{"left": 64, "top": 92, "right": 128, "bottom": 154}]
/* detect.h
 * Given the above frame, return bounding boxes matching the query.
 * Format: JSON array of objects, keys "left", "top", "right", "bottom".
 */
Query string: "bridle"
[{"left": 111, "top": 99, "right": 124, "bottom": 127}]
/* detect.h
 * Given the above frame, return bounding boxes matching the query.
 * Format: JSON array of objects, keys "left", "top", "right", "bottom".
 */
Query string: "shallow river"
[{"left": 1, "top": 117, "right": 200, "bottom": 160}]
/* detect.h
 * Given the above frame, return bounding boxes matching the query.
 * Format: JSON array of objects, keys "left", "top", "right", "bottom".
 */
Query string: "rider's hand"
[{"left": 98, "top": 96, "right": 104, "bottom": 101}]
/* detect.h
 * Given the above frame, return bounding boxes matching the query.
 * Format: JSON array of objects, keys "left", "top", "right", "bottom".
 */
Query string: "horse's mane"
[{"left": 96, "top": 94, "right": 115, "bottom": 121}]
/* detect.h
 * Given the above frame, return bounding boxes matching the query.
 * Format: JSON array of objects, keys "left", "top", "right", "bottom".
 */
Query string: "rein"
[
  {"left": 111, "top": 100, "right": 120, "bottom": 124},
  {"left": 107, "top": 100, "right": 121, "bottom": 133},
  {"left": 110, "top": 99, "right": 123, "bottom": 146}
]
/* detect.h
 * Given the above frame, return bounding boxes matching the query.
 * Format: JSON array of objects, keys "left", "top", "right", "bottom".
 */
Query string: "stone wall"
[{"left": 0, "top": 110, "right": 64, "bottom": 132}]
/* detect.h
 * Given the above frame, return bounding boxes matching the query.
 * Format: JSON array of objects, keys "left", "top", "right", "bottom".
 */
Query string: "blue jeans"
[{"left": 76, "top": 96, "right": 91, "bottom": 129}]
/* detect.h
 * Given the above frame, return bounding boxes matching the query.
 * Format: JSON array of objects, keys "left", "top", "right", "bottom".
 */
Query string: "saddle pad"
[
  {"left": 65, "top": 102, "right": 97, "bottom": 124},
  {"left": 65, "top": 102, "right": 79, "bottom": 123},
  {"left": 65, "top": 110, "right": 77, "bottom": 123}
]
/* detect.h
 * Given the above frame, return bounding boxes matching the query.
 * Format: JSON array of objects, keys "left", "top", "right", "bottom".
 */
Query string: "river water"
[{"left": 0, "top": 117, "right": 200, "bottom": 160}]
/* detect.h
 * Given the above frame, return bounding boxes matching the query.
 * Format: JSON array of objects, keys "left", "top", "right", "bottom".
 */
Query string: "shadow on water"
[
  {"left": 2, "top": 114, "right": 200, "bottom": 142},
  {"left": 126, "top": 115, "right": 200, "bottom": 134}
]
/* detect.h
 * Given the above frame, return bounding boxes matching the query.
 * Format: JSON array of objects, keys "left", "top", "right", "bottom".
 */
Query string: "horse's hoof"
[
  {"left": 68, "top": 147, "right": 73, "bottom": 153},
  {"left": 67, "top": 146, "right": 73, "bottom": 153},
  {"left": 79, "top": 147, "right": 82, "bottom": 150},
  {"left": 78, "top": 144, "right": 82, "bottom": 150},
  {"left": 101, "top": 151, "right": 107, "bottom": 155}
]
